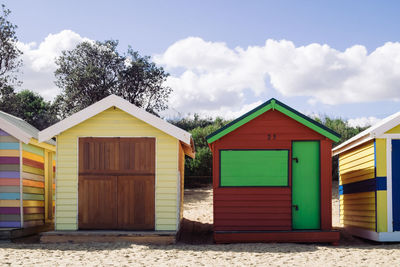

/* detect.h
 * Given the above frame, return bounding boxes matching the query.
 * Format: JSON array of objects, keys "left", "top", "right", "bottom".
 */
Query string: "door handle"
[
  {"left": 292, "top": 204, "right": 299, "bottom": 211},
  {"left": 292, "top": 157, "right": 299, "bottom": 163}
]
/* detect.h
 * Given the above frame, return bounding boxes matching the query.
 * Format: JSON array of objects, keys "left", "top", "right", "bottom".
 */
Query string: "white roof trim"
[
  {"left": 332, "top": 111, "right": 400, "bottom": 155},
  {"left": 38, "top": 94, "right": 192, "bottom": 146},
  {"left": 0, "top": 116, "right": 32, "bottom": 144}
]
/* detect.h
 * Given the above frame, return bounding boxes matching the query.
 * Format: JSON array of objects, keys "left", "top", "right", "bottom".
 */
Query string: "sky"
[{"left": 3, "top": 0, "right": 400, "bottom": 126}]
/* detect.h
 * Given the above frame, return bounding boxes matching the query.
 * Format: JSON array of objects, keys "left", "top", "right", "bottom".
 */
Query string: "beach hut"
[
  {"left": 332, "top": 111, "right": 400, "bottom": 242},
  {"left": 38, "top": 95, "right": 195, "bottom": 242},
  {"left": 0, "top": 111, "right": 55, "bottom": 229},
  {"left": 206, "top": 98, "right": 341, "bottom": 243}
]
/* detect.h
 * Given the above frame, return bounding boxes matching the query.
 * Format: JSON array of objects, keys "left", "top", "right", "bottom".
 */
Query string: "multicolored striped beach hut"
[
  {"left": 0, "top": 111, "right": 55, "bottom": 229},
  {"left": 333, "top": 111, "right": 400, "bottom": 242}
]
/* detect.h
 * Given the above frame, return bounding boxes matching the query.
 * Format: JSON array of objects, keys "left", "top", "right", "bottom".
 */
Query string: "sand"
[{"left": 1, "top": 181, "right": 400, "bottom": 266}]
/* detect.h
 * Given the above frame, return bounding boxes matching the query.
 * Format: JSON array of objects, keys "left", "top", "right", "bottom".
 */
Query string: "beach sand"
[{"left": 1, "top": 181, "right": 400, "bottom": 266}]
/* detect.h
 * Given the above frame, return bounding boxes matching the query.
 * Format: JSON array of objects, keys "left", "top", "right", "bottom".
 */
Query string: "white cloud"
[
  {"left": 347, "top": 116, "right": 382, "bottom": 128},
  {"left": 17, "top": 30, "right": 90, "bottom": 100},
  {"left": 155, "top": 37, "right": 400, "bottom": 117}
]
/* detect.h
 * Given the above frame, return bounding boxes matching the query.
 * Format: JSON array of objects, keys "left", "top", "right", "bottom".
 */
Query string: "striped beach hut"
[
  {"left": 0, "top": 111, "right": 55, "bottom": 229},
  {"left": 333, "top": 111, "right": 400, "bottom": 242}
]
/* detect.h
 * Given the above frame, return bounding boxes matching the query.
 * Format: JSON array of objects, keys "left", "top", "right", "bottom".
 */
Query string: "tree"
[
  {"left": 315, "top": 115, "right": 369, "bottom": 180},
  {"left": 54, "top": 40, "right": 171, "bottom": 118},
  {"left": 0, "top": 88, "right": 59, "bottom": 130},
  {"left": 0, "top": 4, "right": 22, "bottom": 89}
]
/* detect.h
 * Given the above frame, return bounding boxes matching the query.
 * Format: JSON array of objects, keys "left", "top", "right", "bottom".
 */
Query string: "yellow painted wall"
[
  {"left": 339, "top": 140, "right": 375, "bottom": 185},
  {"left": 55, "top": 107, "right": 179, "bottom": 231},
  {"left": 340, "top": 192, "right": 376, "bottom": 230},
  {"left": 339, "top": 140, "right": 376, "bottom": 230},
  {"left": 375, "top": 138, "right": 387, "bottom": 232},
  {"left": 385, "top": 124, "right": 400, "bottom": 134}
]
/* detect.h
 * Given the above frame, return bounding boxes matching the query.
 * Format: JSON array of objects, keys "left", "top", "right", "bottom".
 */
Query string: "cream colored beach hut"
[{"left": 39, "top": 95, "right": 195, "bottom": 233}]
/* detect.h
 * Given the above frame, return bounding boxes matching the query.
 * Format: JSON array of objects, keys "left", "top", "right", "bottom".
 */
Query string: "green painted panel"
[
  {"left": 24, "top": 213, "right": 44, "bottom": 221},
  {"left": 292, "top": 141, "right": 320, "bottom": 229},
  {"left": 0, "top": 186, "right": 20, "bottom": 193},
  {"left": 220, "top": 150, "right": 288, "bottom": 186},
  {"left": 22, "top": 193, "right": 44, "bottom": 201},
  {"left": 23, "top": 186, "right": 45, "bottom": 195},
  {"left": 22, "top": 144, "right": 44, "bottom": 157},
  {"left": 0, "top": 164, "right": 19, "bottom": 172}
]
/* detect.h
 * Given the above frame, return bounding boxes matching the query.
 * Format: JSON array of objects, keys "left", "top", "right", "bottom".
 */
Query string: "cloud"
[
  {"left": 347, "top": 116, "right": 381, "bottom": 128},
  {"left": 155, "top": 37, "right": 400, "bottom": 117},
  {"left": 17, "top": 30, "right": 90, "bottom": 100}
]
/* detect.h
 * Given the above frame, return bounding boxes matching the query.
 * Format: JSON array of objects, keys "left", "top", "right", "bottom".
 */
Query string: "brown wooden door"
[{"left": 78, "top": 137, "right": 155, "bottom": 230}]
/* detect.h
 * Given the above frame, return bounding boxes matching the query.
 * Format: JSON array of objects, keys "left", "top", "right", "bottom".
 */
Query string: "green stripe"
[
  {"left": 207, "top": 103, "right": 272, "bottom": 143},
  {"left": 22, "top": 193, "right": 44, "bottom": 200},
  {"left": 0, "top": 164, "right": 20, "bottom": 172},
  {"left": 23, "top": 186, "right": 45, "bottom": 194},
  {"left": 0, "top": 186, "right": 20, "bottom": 193},
  {"left": 0, "top": 136, "right": 18, "bottom": 142},
  {"left": 275, "top": 105, "right": 340, "bottom": 142},
  {"left": 0, "top": 214, "right": 21, "bottom": 221},
  {"left": 22, "top": 144, "right": 44, "bottom": 157},
  {"left": 206, "top": 98, "right": 341, "bottom": 144},
  {"left": 24, "top": 214, "right": 44, "bottom": 221},
  {"left": 22, "top": 165, "right": 44, "bottom": 175}
]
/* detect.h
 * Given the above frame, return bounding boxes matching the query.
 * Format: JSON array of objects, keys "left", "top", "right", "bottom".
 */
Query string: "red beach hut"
[{"left": 206, "top": 99, "right": 341, "bottom": 243}]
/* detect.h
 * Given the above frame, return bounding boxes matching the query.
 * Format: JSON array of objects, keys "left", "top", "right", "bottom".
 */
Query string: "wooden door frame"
[{"left": 76, "top": 136, "right": 157, "bottom": 230}]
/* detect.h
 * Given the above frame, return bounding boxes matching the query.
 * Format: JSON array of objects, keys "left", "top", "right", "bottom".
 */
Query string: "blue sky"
[{"left": 3, "top": 0, "right": 400, "bottom": 125}]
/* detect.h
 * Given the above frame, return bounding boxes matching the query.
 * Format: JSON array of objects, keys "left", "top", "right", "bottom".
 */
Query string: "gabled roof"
[
  {"left": 206, "top": 98, "right": 341, "bottom": 144},
  {"left": 38, "top": 94, "right": 195, "bottom": 157},
  {"left": 332, "top": 111, "right": 400, "bottom": 156},
  {"left": 0, "top": 110, "right": 55, "bottom": 146}
]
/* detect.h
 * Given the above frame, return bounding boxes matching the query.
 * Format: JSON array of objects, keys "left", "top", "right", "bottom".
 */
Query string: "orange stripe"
[
  {"left": 23, "top": 158, "right": 44, "bottom": 169},
  {"left": 23, "top": 179, "right": 44, "bottom": 188},
  {"left": 0, "top": 178, "right": 19, "bottom": 186}
]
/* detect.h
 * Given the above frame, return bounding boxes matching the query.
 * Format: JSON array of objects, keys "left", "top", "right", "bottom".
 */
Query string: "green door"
[{"left": 292, "top": 141, "right": 320, "bottom": 229}]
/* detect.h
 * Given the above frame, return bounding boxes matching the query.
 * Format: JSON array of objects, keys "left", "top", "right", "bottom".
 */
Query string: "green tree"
[
  {"left": 0, "top": 4, "right": 22, "bottom": 89},
  {"left": 315, "top": 115, "right": 369, "bottom": 180},
  {"left": 54, "top": 40, "right": 171, "bottom": 118},
  {"left": 0, "top": 88, "right": 59, "bottom": 130}
]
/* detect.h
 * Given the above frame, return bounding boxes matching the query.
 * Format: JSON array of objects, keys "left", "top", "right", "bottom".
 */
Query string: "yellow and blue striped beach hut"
[{"left": 333, "top": 112, "right": 400, "bottom": 241}]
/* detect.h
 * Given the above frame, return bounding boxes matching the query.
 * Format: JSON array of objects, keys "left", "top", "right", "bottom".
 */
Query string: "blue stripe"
[
  {"left": 0, "top": 142, "right": 19, "bottom": 150},
  {"left": 0, "top": 192, "right": 20, "bottom": 200},
  {"left": 0, "top": 221, "right": 21, "bottom": 228},
  {"left": 339, "top": 177, "right": 387, "bottom": 195},
  {"left": 0, "top": 171, "right": 19, "bottom": 178},
  {"left": 376, "top": 177, "right": 387, "bottom": 190}
]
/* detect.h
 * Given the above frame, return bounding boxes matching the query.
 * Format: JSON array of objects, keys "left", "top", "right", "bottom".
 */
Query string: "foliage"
[
  {"left": 0, "top": 4, "right": 22, "bottom": 89},
  {"left": 0, "top": 88, "right": 59, "bottom": 130},
  {"left": 54, "top": 40, "right": 171, "bottom": 118},
  {"left": 315, "top": 115, "right": 369, "bottom": 180},
  {"left": 171, "top": 116, "right": 227, "bottom": 177}
]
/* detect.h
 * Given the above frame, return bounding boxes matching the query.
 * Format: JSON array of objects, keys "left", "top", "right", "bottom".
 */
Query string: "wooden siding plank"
[
  {"left": 23, "top": 186, "right": 44, "bottom": 194},
  {"left": 0, "top": 157, "right": 19, "bottom": 164},
  {"left": 0, "top": 164, "right": 20, "bottom": 172},
  {"left": 0, "top": 178, "right": 19, "bottom": 186},
  {"left": 22, "top": 165, "right": 44, "bottom": 176},
  {"left": 22, "top": 151, "right": 44, "bottom": 163},
  {"left": 0, "top": 150, "right": 19, "bottom": 157},
  {"left": 22, "top": 144, "right": 44, "bottom": 156},
  {"left": 0, "top": 143, "right": 19, "bottom": 150},
  {"left": 22, "top": 193, "right": 44, "bottom": 200},
  {"left": 23, "top": 158, "right": 44, "bottom": 169},
  {"left": 0, "top": 221, "right": 21, "bottom": 227},
  {"left": 0, "top": 207, "right": 20, "bottom": 214},
  {"left": 0, "top": 214, "right": 21, "bottom": 221},
  {"left": 23, "top": 200, "right": 44, "bottom": 207},
  {"left": 0, "top": 135, "right": 18, "bottom": 142},
  {"left": 22, "top": 179, "right": 44, "bottom": 188},
  {"left": 0, "top": 171, "right": 19, "bottom": 178},
  {"left": 0, "top": 186, "right": 19, "bottom": 193},
  {"left": 0, "top": 200, "right": 19, "bottom": 207},
  {"left": 0, "top": 193, "right": 20, "bottom": 200},
  {"left": 21, "top": 172, "right": 44, "bottom": 182}
]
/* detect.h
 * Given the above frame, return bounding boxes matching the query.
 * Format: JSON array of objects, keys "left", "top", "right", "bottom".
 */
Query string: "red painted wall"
[{"left": 212, "top": 109, "right": 333, "bottom": 232}]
